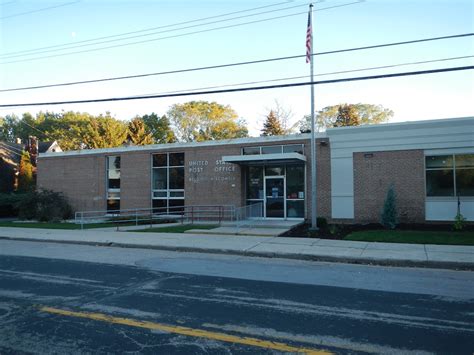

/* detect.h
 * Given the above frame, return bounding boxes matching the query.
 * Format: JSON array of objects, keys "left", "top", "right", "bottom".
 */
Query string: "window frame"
[
  {"left": 151, "top": 152, "right": 185, "bottom": 213},
  {"left": 425, "top": 153, "right": 474, "bottom": 198},
  {"left": 106, "top": 155, "right": 121, "bottom": 213},
  {"left": 241, "top": 144, "right": 304, "bottom": 156}
]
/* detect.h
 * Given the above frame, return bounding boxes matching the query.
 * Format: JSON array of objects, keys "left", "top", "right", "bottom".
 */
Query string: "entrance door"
[{"left": 265, "top": 177, "right": 285, "bottom": 218}]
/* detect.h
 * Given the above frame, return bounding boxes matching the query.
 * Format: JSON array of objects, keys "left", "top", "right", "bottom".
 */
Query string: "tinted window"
[
  {"left": 152, "top": 154, "right": 167, "bottom": 167},
  {"left": 169, "top": 153, "right": 185, "bottom": 166},
  {"left": 153, "top": 168, "right": 167, "bottom": 190},
  {"left": 108, "top": 178, "right": 120, "bottom": 189},
  {"left": 455, "top": 154, "right": 474, "bottom": 168},
  {"left": 426, "top": 170, "right": 454, "bottom": 196},
  {"left": 247, "top": 166, "right": 263, "bottom": 199},
  {"left": 262, "top": 146, "right": 282, "bottom": 154},
  {"left": 286, "top": 165, "right": 304, "bottom": 199},
  {"left": 283, "top": 144, "right": 304, "bottom": 154},
  {"left": 425, "top": 155, "right": 453, "bottom": 169},
  {"left": 456, "top": 169, "right": 474, "bottom": 196},
  {"left": 169, "top": 167, "right": 185, "bottom": 189},
  {"left": 243, "top": 147, "right": 260, "bottom": 155}
]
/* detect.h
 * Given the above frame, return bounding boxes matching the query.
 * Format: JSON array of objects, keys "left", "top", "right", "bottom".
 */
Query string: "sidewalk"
[{"left": 0, "top": 227, "right": 473, "bottom": 270}]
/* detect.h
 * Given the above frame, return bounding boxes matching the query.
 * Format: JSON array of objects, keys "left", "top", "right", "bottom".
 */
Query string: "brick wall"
[
  {"left": 353, "top": 150, "right": 425, "bottom": 223},
  {"left": 37, "top": 155, "right": 106, "bottom": 212},
  {"left": 120, "top": 151, "right": 151, "bottom": 210},
  {"left": 185, "top": 144, "right": 243, "bottom": 208},
  {"left": 37, "top": 137, "right": 332, "bottom": 218},
  {"left": 304, "top": 138, "right": 332, "bottom": 220}
]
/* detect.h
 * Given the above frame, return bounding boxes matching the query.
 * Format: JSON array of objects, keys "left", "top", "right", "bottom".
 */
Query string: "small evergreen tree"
[
  {"left": 381, "top": 185, "right": 398, "bottom": 229},
  {"left": 17, "top": 151, "right": 34, "bottom": 192},
  {"left": 261, "top": 110, "right": 285, "bottom": 136}
]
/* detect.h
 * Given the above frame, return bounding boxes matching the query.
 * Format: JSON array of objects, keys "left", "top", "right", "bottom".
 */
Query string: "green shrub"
[
  {"left": 16, "top": 189, "right": 73, "bottom": 222},
  {"left": 381, "top": 185, "right": 398, "bottom": 229},
  {"left": 453, "top": 212, "right": 466, "bottom": 231},
  {"left": 0, "top": 193, "right": 23, "bottom": 217}
]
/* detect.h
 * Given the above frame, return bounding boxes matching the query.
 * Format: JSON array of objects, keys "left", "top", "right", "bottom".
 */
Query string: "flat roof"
[{"left": 40, "top": 132, "right": 319, "bottom": 158}]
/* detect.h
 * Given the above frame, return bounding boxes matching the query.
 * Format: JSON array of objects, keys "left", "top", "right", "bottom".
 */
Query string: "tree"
[
  {"left": 0, "top": 114, "right": 20, "bottom": 142},
  {"left": 167, "top": 101, "right": 248, "bottom": 142},
  {"left": 17, "top": 151, "right": 34, "bottom": 192},
  {"left": 261, "top": 110, "right": 285, "bottom": 136},
  {"left": 299, "top": 103, "right": 393, "bottom": 132},
  {"left": 82, "top": 114, "right": 128, "bottom": 149},
  {"left": 381, "top": 185, "right": 398, "bottom": 229},
  {"left": 266, "top": 100, "right": 298, "bottom": 134},
  {"left": 37, "top": 111, "right": 92, "bottom": 151},
  {"left": 17, "top": 113, "right": 44, "bottom": 143},
  {"left": 334, "top": 104, "right": 360, "bottom": 127},
  {"left": 140, "top": 113, "right": 176, "bottom": 143},
  {"left": 127, "top": 117, "right": 154, "bottom": 145}
]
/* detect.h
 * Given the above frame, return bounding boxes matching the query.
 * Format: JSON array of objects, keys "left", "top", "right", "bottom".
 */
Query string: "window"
[
  {"left": 152, "top": 152, "right": 185, "bottom": 213},
  {"left": 247, "top": 166, "right": 264, "bottom": 200},
  {"left": 283, "top": 144, "right": 304, "bottom": 154},
  {"left": 246, "top": 166, "right": 264, "bottom": 217},
  {"left": 265, "top": 166, "right": 284, "bottom": 176},
  {"left": 242, "top": 144, "right": 304, "bottom": 156},
  {"left": 243, "top": 146, "right": 260, "bottom": 155},
  {"left": 106, "top": 156, "right": 120, "bottom": 212},
  {"left": 261, "top": 146, "right": 282, "bottom": 154},
  {"left": 426, "top": 154, "right": 474, "bottom": 197},
  {"left": 286, "top": 165, "right": 305, "bottom": 218}
]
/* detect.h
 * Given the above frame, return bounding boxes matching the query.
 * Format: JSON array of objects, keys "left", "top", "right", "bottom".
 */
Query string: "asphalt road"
[{"left": 0, "top": 240, "right": 473, "bottom": 354}]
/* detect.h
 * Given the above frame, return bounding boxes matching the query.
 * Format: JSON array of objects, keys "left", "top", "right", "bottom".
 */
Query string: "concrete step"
[{"left": 185, "top": 226, "right": 289, "bottom": 237}]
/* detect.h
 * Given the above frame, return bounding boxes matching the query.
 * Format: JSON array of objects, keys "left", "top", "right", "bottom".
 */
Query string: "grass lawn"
[
  {"left": 344, "top": 230, "right": 474, "bottom": 245},
  {"left": 136, "top": 224, "right": 218, "bottom": 233},
  {"left": 0, "top": 221, "right": 118, "bottom": 230}
]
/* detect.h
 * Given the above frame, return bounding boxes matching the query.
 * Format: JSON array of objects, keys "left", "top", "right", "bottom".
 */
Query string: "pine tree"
[
  {"left": 381, "top": 185, "right": 398, "bottom": 229},
  {"left": 261, "top": 110, "right": 285, "bottom": 136},
  {"left": 127, "top": 117, "right": 154, "bottom": 145},
  {"left": 17, "top": 151, "right": 34, "bottom": 192}
]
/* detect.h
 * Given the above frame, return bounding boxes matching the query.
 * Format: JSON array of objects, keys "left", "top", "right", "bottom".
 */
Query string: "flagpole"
[{"left": 309, "top": 3, "right": 318, "bottom": 230}]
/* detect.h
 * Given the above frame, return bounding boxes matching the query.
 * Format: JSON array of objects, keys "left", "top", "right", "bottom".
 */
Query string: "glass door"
[{"left": 265, "top": 177, "right": 285, "bottom": 218}]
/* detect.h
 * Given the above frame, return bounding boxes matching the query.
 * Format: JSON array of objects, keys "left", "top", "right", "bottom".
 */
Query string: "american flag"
[{"left": 305, "top": 7, "right": 312, "bottom": 63}]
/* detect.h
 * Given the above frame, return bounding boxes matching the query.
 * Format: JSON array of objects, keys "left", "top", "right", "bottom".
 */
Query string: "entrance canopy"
[{"left": 222, "top": 152, "right": 306, "bottom": 166}]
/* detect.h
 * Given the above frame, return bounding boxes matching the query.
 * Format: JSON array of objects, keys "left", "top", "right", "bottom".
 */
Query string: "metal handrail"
[
  {"left": 75, "top": 205, "right": 236, "bottom": 230},
  {"left": 234, "top": 202, "right": 264, "bottom": 232}
]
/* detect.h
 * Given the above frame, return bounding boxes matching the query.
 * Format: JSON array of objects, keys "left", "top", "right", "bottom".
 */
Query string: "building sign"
[
  {"left": 188, "top": 159, "right": 237, "bottom": 184},
  {"left": 188, "top": 159, "right": 208, "bottom": 173}
]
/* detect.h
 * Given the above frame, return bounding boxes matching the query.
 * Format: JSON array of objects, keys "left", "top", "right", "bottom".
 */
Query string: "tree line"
[
  {"left": 0, "top": 101, "right": 249, "bottom": 151},
  {"left": 0, "top": 101, "right": 393, "bottom": 151}
]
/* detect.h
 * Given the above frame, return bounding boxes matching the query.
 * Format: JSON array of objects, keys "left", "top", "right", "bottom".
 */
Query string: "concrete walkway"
[{"left": 0, "top": 227, "right": 473, "bottom": 270}]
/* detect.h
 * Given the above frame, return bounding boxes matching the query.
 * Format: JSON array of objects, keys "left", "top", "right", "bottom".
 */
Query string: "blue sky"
[{"left": 0, "top": 0, "right": 473, "bottom": 135}]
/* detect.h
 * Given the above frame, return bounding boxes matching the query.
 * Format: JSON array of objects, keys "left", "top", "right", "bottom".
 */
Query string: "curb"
[{"left": 1, "top": 236, "right": 473, "bottom": 271}]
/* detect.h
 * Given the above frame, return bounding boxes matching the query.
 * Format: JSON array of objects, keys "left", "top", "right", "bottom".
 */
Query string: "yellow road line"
[{"left": 40, "top": 306, "right": 332, "bottom": 354}]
